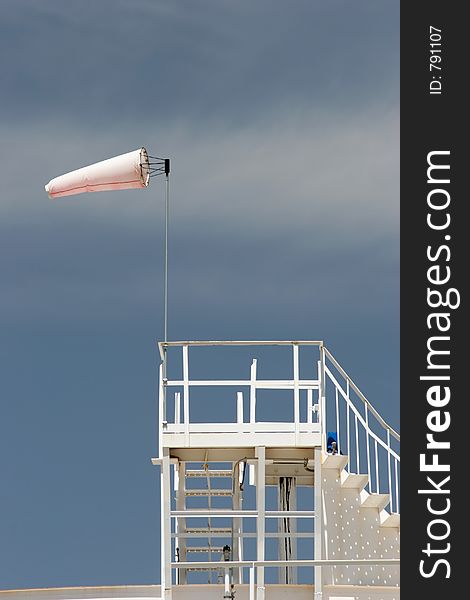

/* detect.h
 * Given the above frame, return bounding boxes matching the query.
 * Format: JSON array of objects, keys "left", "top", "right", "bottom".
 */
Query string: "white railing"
[
  {"left": 170, "top": 559, "right": 400, "bottom": 599},
  {"left": 157, "top": 341, "right": 400, "bottom": 598},
  {"left": 322, "top": 347, "right": 400, "bottom": 513},
  {"left": 158, "top": 340, "right": 400, "bottom": 512},
  {"left": 159, "top": 341, "right": 323, "bottom": 442}
]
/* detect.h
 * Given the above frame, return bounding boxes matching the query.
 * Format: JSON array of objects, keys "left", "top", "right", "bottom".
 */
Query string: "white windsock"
[{"left": 45, "top": 147, "right": 150, "bottom": 199}]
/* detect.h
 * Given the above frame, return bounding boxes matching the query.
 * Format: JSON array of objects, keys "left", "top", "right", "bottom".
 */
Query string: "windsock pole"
[
  {"left": 164, "top": 159, "right": 170, "bottom": 344},
  {"left": 162, "top": 159, "right": 170, "bottom": 424}
]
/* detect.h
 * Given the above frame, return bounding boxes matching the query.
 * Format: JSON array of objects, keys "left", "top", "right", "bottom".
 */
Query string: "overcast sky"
[{"left": 0, "top": 0, "right": 399, "bottom": 589}]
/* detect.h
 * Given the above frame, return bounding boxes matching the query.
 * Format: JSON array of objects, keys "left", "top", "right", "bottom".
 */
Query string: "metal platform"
[{"left": 152, "top": 341, "right": 400, "bottom": 600}]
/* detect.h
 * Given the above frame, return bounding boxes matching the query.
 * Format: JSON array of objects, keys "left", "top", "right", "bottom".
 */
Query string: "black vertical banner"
[{"left": 401, "top": 3, "right": 466, "bottom": 597}]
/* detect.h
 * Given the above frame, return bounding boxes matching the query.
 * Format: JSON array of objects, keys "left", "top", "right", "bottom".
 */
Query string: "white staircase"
[
  {"left": 321, "top": 453, "right": 399, "bottom": 587},
  {"left": 153, "top": 341, "right": 400, "bottom": 600}
]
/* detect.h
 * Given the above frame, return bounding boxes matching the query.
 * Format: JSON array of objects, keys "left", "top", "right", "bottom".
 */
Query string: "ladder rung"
[
  {"left": 186, "top": 527, "right": 232, "bottom": 534},
  {"left": 186, "top": 547, "right": 224, "bottom": 553},
  {"left": 186, "top": 470, "right": 233, "bottom": 478},
  {"left": 185, "top": 489, "right": 232, "bottom": 496}
]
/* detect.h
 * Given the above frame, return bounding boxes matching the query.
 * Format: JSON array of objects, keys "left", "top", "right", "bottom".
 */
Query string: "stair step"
[
  {"left": 340, "top": 470, "right": 369, "bottom": 491},
  {"left": 360, "top": 490, "right": 390, "bottom": 512},
  {"left": 186, "top": 470, "right": 233, "bottom": 478},
  {"left": 186, "top": 547, "right": 224, "bottom": 554},
  {"left": 185, "top": 489, "right": 232, "bottom": 497},
  {"left": 322, "top": 453, "right": 349, "bottom": 471},
  {"left": 186, "top": 527, "right": 232, "bottom": 534},
  {"left": 380, "top": 510, "right": 401, "bottom": 528}
]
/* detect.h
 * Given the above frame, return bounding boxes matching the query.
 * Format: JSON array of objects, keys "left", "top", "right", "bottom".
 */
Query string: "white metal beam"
[
  {"left": 256, "top": 446, "right": 266, "bottom": 600},
  {"left": 314, "top": 448, "right": 323, "bottom": 600}
]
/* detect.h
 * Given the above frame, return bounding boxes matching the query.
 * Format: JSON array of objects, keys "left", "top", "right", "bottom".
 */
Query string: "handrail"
[
  {"left": 158, "top": 339, "right": 324, "bottom": 360},
  {"left": 158, "top": 341, "right": 398, "bottom": 440},
  {"left": 165, "top": 378, "right": 319, "bottom": 388},
  {"left": 325, "top": 365, "right": 400, "bottom": 463},
  {"left": 171, "top": 558, "right": 400, "bottom": 569},
  {"left": 324, "top": 347, "right": 400, "bottom": 441}
]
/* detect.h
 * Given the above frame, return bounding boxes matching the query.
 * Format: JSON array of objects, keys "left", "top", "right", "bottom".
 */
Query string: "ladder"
[{"left": 175, "top": 462, "right": 240, "bottom": 583}]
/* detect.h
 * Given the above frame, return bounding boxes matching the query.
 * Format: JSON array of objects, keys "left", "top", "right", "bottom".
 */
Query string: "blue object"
[{"left": 327, "top": 431, "right": 338, "bottom": 453}]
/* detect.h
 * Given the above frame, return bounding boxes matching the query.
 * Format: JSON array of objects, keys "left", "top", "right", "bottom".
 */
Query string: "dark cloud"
[
  {"left": 1, "top": 0, "right": 398, "bottom": 126},
  {"left": 0, "top": 0, "right": 399, "bottom": 589}
]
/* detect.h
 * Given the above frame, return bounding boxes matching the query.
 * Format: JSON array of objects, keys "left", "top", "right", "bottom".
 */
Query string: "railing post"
[
  {"left": 346, "top": 380, "right": 350, "bottom": 465},
  {"left": 250, "top": 359, "right": 257, "bottom": 425},
  {"left": 355, "top": 414, "right": 360, "bottom": 474},
  {"left": 174, "top": 392, "right": 180, "bottom": 425},
  {"left": 321, "top": 350, "right": 327, "bottom": 450},
  {"left": 375, "top": 438, "right": 380, "bottom": 494},
  {"left": 293, "top": 343, "right": 300, "bottom": 444},
  {"left": 318, "top": 345, "right": 327, "bottom": 451},
  {"left": 365, "top": 406, "right": 371, "bottom": 491},
  {"left": 182, "top": 344, "right": 190, "bottom": 447},
  {"left": 335, "top": 388, "right": 340, "bottom": 455},
  {"left": 237, "top": 391, "right": 244, "bottom": 425},
  {"left": 387, "top": 429, "right": 393, "bottom": 512},
  {"left": 394, "top": 458, "right": 399, "bottom": 513},
  {"left": 307, "top": 389, "right": 313, "bottom": 424}
]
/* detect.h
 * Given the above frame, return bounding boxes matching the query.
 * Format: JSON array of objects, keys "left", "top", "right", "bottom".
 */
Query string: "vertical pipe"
[
  {"left": 314, "top": 447, "right": 323, "bottom": 599},
  {"left": 174, "top": 392, "right": 180, "bottom": 425},
  {"left": 250, "top": 360, "right": 257, "bottom": 425},
  {"left": 293, "top": 344, "right": 300, "bottom": 444},
  {"left": 318, "top": 355, "right": 326, "bottom": 452},
  {"left": 249, "top": 565, "right": 255, "bottom": 600},
  {"left": 355, "top": 414, "right": 359, "bottom": 474},
  {"left": 237, "top": 391, "right": 244, "bottom": 424},
  {"left": 320, "top": 350, "right": 327, "bottom": 451},
  {"left": 365, "top": 406, "right": 371, "bottom": 490},
  {"left": 346, "top": 381, "right": 350, "bottom": 469},
  {"left": 307, "top": 389, "right": 313, "bottom": 425},
  {"left": 161, "top": 448, "right": 172, "bottom": 598},
  {"left": 394, "top": 458, "right": 399, "bottom": 513},
  {"left": 175, "top": 461, "right": 187, "bottom": 584},
  {"left": 183, "top": 345, "right": 190, "bottom": 445},
  {"left": 256, "top": 447, "right": 266, "bottom": 600},
  {"left": 161, "top": 172, "right": 169, "bottom": 425},
  {"left": 173, "top": 465, "right": 179, "bottom": 586},
  {"left": 158, "top": 363, "right": 164, "bottom": 456},
  {"left": 375, "top": 439, "right": 379, "bottom": 493},
  {"left": 335, "top": 388, "right": 340, "bottom": 455},
  {"left": 232, "top": 462, "right": 243, "bottom": 584},
  {"left": 164, "top": 172, "right": 169, "bottom": 344},
  {"left": 317, "top": 361, "right": 323, "bottom": 449}
]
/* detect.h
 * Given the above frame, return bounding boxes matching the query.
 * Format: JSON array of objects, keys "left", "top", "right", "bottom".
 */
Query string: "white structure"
[
  {"left": 5, "top": 340, "right": 399, "bottom": 600},
  {"left": 153, "top": 340, "right": 400, "bottom": 600}
]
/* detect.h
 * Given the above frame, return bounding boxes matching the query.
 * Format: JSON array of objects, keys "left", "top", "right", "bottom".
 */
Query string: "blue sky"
[{"left": 0, "top": 0, "right": 399, "bottom": 589}]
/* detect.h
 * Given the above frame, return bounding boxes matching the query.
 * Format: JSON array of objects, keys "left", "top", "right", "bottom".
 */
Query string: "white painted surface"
[
  {"left": 155, "top": 341, "right": 400, "bottom": 599},
  {"left": 321, "top": 465, "right": 400, "bottom": 587},
  {"left": 0, "top": 585, "right": 399, "bottom": 600},
  {"left": 0, "top": 586, "right": 160, "bottom": 600}
]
